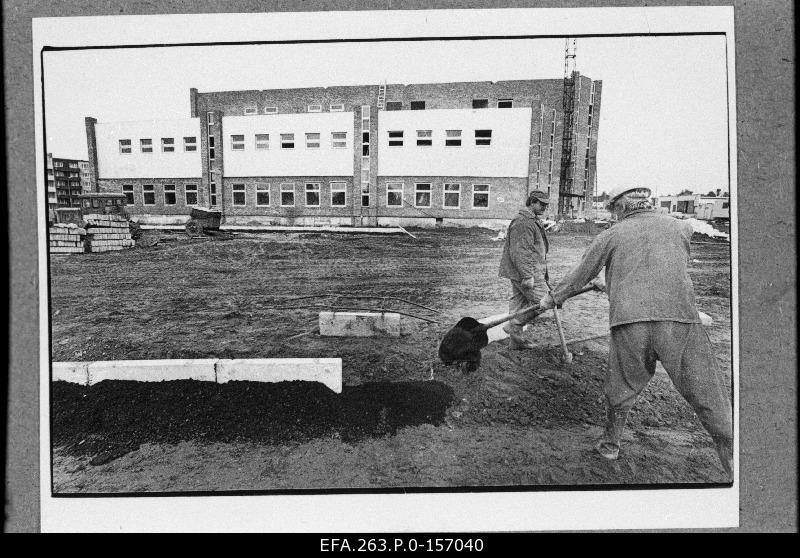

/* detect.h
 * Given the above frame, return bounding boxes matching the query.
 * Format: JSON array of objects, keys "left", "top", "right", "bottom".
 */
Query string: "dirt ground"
[{"left": 48, "top": 226, "right": 733, "bottom": 493}]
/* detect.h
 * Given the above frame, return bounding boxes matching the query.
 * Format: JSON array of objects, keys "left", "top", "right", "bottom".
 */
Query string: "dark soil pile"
[{"left": 53, "top": 379, "right": 454, "bottom": 464}]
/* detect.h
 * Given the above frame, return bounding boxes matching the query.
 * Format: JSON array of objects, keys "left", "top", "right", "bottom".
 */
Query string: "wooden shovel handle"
[{"left": 479, "top": 283, "right": 598, "bottom": 330}]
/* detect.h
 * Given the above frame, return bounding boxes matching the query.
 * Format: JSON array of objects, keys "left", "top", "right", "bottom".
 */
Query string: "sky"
[{"left": 43, "top": 34, "right": 730, "bottom": 196}]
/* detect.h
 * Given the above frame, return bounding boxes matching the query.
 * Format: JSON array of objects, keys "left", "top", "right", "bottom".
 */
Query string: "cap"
[
  {"left": 606, "top": 185, "right": 651, "bottom": 208},
  {"left": 527, "top": 190, "right": 550, "bottom": 205}
]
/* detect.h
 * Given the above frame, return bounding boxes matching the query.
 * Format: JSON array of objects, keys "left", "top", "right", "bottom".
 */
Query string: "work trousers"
[
  {"left": 508, "top": 279, "right": 546, "bottom": 328},
  {"left": 607, "top": 320, "right": 733, "bottom": 443}
]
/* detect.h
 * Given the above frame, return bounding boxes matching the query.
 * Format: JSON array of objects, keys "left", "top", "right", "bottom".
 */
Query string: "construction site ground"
[{"left": 49, "top": 226, "right": 733, "bottom": 493}]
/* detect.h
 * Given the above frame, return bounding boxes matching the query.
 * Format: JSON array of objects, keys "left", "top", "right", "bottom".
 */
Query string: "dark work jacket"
[
  {"left": 498, "top": 207, "right": 550, "bottom": 284},
  {"left": 551, "top": 209, "right": 701, "bottom": 328}
]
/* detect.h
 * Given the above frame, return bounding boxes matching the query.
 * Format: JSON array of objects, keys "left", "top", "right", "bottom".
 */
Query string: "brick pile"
[
  {"left": 49, "top": 223, "right": 86, "bottom": 254},
  {"left": 84, "top": 214, "right": 134, "bottom": 253}
]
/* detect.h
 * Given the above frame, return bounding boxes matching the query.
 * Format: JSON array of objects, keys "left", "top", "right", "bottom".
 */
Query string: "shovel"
[{"left": 438, "top": 283, "right": 598, "bottom": 370}]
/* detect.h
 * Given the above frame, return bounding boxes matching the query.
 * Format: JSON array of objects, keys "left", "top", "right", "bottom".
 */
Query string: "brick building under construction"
[{"left": 85, "top": 73, "right": 601, "bottom": 227}]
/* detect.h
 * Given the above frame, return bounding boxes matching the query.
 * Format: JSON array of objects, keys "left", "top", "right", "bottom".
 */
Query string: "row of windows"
[
  {"left": 387, "top": 129, "right": 492, "bottom": 147},
  {"left": 229, "top": 132, "right": 348, "bottom": 151},
  {"left": 233, "top": 103, "right": 347, "bottom": 116},
  {"left": 230, "top": 182, "right": 348, "bottom": 208},
  {"left": 385, "top": 99, "right": 514, "bottom": 111},
  {"left": 119, "top": 137, "right": 197, "bottom": 154},
  {"left": 121, "top": 183, "right": 198, "bottom": 206},
  {"left": 386, "top": 183, "right": 491, "bottom": 209}
]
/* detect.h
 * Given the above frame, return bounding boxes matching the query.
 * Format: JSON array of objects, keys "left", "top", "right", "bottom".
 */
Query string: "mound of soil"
[{"left": 52, "top": 379, "right": 454, "bottom": 464}]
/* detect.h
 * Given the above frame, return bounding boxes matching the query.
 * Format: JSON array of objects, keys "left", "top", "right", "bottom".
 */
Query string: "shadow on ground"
[{"left": 52, "top": 379, "right": 455, "bottom": 465}]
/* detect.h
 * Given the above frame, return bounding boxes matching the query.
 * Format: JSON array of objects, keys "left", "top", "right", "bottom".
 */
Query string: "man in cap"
[
  {"left": 498, "top": 189, "right": 552, "bottom": 349},
  {"left": 539, "top": 185, "right": 733, "bottom": 476}
]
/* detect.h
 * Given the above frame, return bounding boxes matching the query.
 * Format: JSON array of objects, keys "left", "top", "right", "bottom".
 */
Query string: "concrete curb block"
[
  {"left": 51, "top": 358, "right": 343, "bottom": 393},
  {"left": 216, "top": 358, "right": 342, "bottom": 394}
]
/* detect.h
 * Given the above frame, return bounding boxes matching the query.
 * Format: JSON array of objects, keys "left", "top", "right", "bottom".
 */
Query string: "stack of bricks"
[
  {"left": 49, "top": 224, "right": 86, "bottom": 254},
  {"left": 84, "top": 214, "right": 134, "bottom": 253}
]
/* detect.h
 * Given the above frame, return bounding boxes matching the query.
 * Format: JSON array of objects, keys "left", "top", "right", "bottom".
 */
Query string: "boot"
[
  {"left": 595, "top": 407, "right": 629, "bottom": 460},
  {"left": 503, "top": 323, "right": 536, "bottom": 350},
  {"left": 712, "top": 435, "right": 734, "bottom": 477}
]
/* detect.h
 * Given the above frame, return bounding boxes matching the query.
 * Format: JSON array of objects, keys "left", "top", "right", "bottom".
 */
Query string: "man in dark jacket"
[
  {"left": 498, "top": 190, "right": 551, "bottom": 349},
  {"left": 539, "top": 185, "right": 733, "bottom": 476}
]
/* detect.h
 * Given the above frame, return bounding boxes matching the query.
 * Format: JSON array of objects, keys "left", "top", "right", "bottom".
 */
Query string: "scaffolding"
[{"left": 557, "top": 38, "right": 584, "bottom": 217}]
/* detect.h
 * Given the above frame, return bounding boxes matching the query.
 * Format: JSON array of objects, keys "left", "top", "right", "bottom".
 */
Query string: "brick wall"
[{"left": 97, "top": 178, "right": 204, "bottom": 216}]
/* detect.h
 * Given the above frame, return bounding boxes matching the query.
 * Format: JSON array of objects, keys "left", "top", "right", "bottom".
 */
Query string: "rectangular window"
[
  {"left": 472, "top": 99, "right": 488, "bottom": 109},
  {"left": 231, "top": 135, "right": 245, "bottom": 151},
  {"left": 331, "top": 182, "right": 347, "bottom": 207},
  {"left": 388, "top": 130, "right": 404, "bottom": 147},
  {"left": 244, "top": 107, "right": 258, "bottom": 115},
  {"left": 281, "top": 133, "right": 295, "bottom": 149},
  {"left": 164, "top": 184, "right": 176, "bottom": 205},
  {"left": 661, "top": 201, "right": 671, "bottom": 208},
  {"left": 385, "top": 101, "right": 402, "bottom": 111},
  {"left": 475, "top": 130, "right": 492, "bottom": 146},
  {"left": 361, "top": 184, "right": 370, "bottom": 207},
  {"left": 185, "top": 184, "right": 198, "bottom": 205},
  {"left": 119, "top": 139, "right": 132, "bottom": 154},
  {"left": 445, "top": 130, "right": 462, "bottom": 147},
  {"left": 140, "top": 138, "right": 153, "bottom": 153},
  {"left": 305, "top": 133, "right": 321, "bottom": 149},
  {"left": 497, "top": 99, "right": 513, "bottom": 108},
  {"left": 264, "top": 106, "right": 278, "bottom": 114},
  {"left": 472, "top": 184, "right": 490, "bottom": 208},
  {"left": 416, "top": 130, "right": 432, "bottom": 146},
  {"left": 255, "top": 134, "right": 269, "bottom": 150},
  {"left": 305, "top": 183, "right": 320, "bottom": 207},
  {"left": 161, "top": 138, "right": 175, "bottom": 153},
  {"left": 414, "top": 183, "right": 432, "bottom": 208},
  {"left": 122, "top": 184, "right": 134, "bottom": 205},
  {"left": 209, "top": 135, "right": 215, "bottom": 160},
  {"left": 331, "top": 132, "right": 347, "bottom": 148},
  {"left": 207, "top": 112, "right": 215, "bottom": 125},
  {"left": 386, "top": 183, "right": 403, "bottom": 207},
  {"left": 410, "top": 100, "right": 426, "bottom": 110},
  {"left": 232, "top": 183, "right": 246, "bottom": 206},
  {"left": 184, "top": 137, "right": 197, "bottom": 151},
  {"left": 210, "top": 182, "right": 217, "bottom": 206},
  {"left": 722, "top": 202, "right": 730, "bottom": 209},
  {"left": 443, "top": 183, "right": 461, "bottom": 208},
  {"left": 256, "top": 183, "right": 270, "bottom": 206},
  {"left": 307, "top": 104, "right": 322, "bottom": 113},
  {"left": 329, "top": 103, "right": 345, "bottom": 112},
  {"left": 281, "top": 183, "right": 295, "bottom": 206}
]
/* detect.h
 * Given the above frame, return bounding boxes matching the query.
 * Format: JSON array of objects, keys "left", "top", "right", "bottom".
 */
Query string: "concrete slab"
[
  {"left": 216, "top": 358, "right": 342, "bottom": 393},
  {"left": 319, "top": 311, "right": 401, "bottom": 338},
  {"left": 87, "top": 359, "right": 218, "bottom": 385},
  {"left": 52, "top": 362, "right": 89, "bottom": 385},
  {"left": 219, "top": 225, "right": 405, "bottom": 234}
]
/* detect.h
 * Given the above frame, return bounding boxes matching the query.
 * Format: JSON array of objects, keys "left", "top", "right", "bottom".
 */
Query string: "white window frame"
[
  {"left": 143, "top": 184, "right": 155, "bottom": 206},
  {"left": 122, "top": 184, "right": 135, "bottom": 205},
  {"left": 210, "top": 182, "right": 217, "bottom": 207},
  {"left": 472, "top": 184, "right": 490, "bottom": 209},
  {"left": 443, "top": 183, "right": 461, "bottom": 208},
  {"left": 416, "top": 130, "right": 433, "bottom": 147},
  {"left": 330, "top": 182, "right": 347, "bottom": 207},
  {"left": 305, "top": 183, "right": 321, "bottom": 207},
  {"left": 244, "top": 107, "right": 258, "bottom": 115},
  {"left": 231, "top": 135, "right": 245, "bottom": 151},
  {"left": 207, "top": 112, "right": 215, "bottom": 125},
  {"left": 307, "top": 104, "right": 322, "bottom": 113},
  {"left": 183, "top": 137, "right": 197, "bottom": 152},
  {"left": 388, "top": 130, "right": 404, "bottom": 147},
  {"left": 281, "top": 133, "right": 295, "bottom": 149},
  {"left": 161, "top": 138, "right": 175, "bottom": 153},
  {"left": 140, "top": 138, "right": 153, "bottom": 153},
  {"left": 280, "top": 183, "right": 295, "bottom": 207},
  {"left": 255, "top": 134, "right": 269, "bottom": 150},
  {"left": 184, "top": 183, "right": 198, "bottom": 206},
  {"left": 256, "top": 183, "right": 270, "bottom": 206},
  {"left": 497, "top": 99, "right": 513, "bottom": 108},
  {"left": 305, "top": 132, "right": 321, "bottom": 149},
  {"left": 119, "top": 139, "right": 132, "bottom": 154},
  {"left": 331, "top": 132, "right": 347, "bottom": 149},
  {"left": 163, "top": 184, "right": 177, "bottom": 205},
  {"left": 474, "top": 130, "right": 492, "bottom": 147},
  {"left": 445, "top": 130, "right": 462, "bottom": 147},
  {"left": 329, "top": 103, "right": 345, "bottom": 112},
  {"left": 386, "top": 183, "right": 403, "bottom": 207},
  {"left": 263, "top": 106, "right": 278, "bottom": 114},
  {"left": 232, "top": 183, "right": 247, "bottom": 206},
  {"left": 414, "top": 183, "right": 432, "bottom": 208}
]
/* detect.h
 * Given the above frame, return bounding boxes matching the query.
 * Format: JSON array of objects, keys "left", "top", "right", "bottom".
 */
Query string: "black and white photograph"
[{"left": 34, "top": 7, "right": 740, "bottom": 531}]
